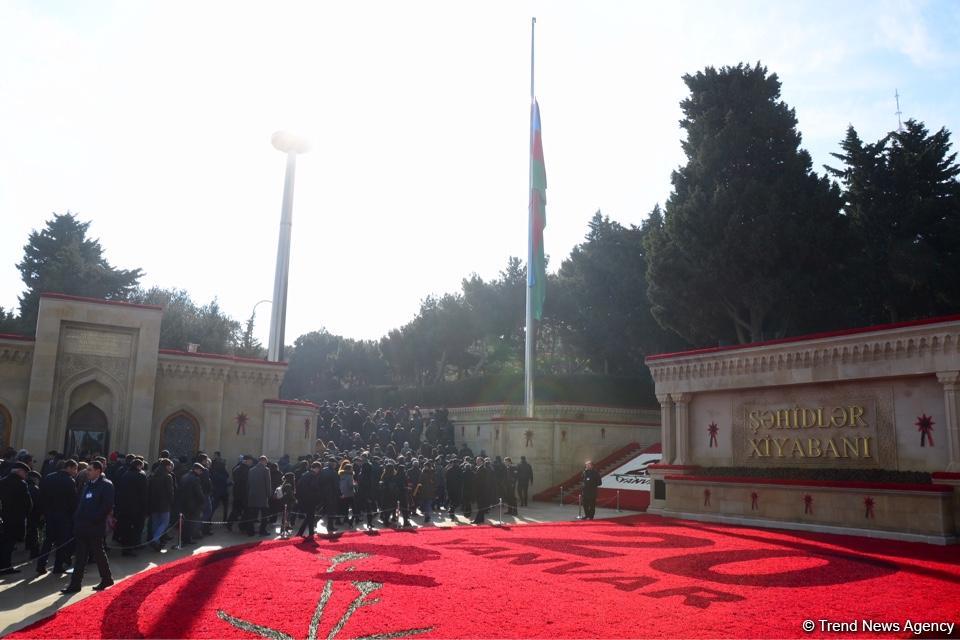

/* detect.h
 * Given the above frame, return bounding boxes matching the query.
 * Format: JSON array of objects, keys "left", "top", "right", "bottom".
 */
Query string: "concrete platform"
[{"left": 0, "top": 501, "right": 621, "bottom": 636}]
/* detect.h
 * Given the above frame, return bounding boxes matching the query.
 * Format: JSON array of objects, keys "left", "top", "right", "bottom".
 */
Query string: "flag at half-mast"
[{"left": 529, "top": 99, "right": 547, "bottom": 320}]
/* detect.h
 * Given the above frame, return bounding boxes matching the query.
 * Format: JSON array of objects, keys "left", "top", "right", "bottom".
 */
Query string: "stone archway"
[{"left": 65, "top": 402, "right": 109, "bottom": 458}]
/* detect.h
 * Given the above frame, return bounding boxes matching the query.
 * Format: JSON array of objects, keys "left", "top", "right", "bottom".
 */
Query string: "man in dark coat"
[
  {"left": 115, "top": 459, "right": 148, "bottom": 556},
  {"left": 471, "top": 458, "right": 495, "bottom": 524},
  {"left": 295, "top": 462, "right": 323, "bottom": 537},
  {"left": 460, "top": 459, "right": 475, "bottom": 518},
  {"left": 317, "top": 458, "right": 341, "bottom": 533},
  {"left": 62, "top": 460, "right": 114, "bottom": 593},
  {"left": 580, "top": 460, "right": 602, "bottom": 520},
  {"left": 228, "top": 455, "right": 253, "bottom": 531},
  {"left": 178, "top": 463, "right": 206, "bottom": 544},
  {"left": 244, "top": 456, "right": 273, "bottom": 536},
  {"left": 36, "top": 459, "right": 78, "bottom": 574},
  {"left": 516, "top": 456, "right": 534, "bottom": 507},
  {"left": 502, "top": 457, "right": 519, "bottom": 515},
  {"left": 147, "top": 459, "right": 175, "bottom": 551},
  {"left": 353, "top": 453, "right": 376, "bottom": 529},
  {"left": 443, "top": 457, "right": 462, "bottom": 520},
  {"left": 0, "top": 462, "right": 33, "bottom": 574}
]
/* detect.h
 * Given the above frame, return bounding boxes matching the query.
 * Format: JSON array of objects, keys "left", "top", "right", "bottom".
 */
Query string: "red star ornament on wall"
[
  {"left": 707, "top": 422, "right": 719, "bottom": 448},
  {"left": 524, "top": 429, "right": 534, "bottom": 447},
  {"left": 304, "top": 418, "right": 311, "bottom": 440},
  {"left": 864, "top": 496, "right": 875, "bottom": 519},
  {"left": 803, "top": 494, "right": 814, "bottom": 515},
  {"left": 750, "top": 492, "right": 759, "bottom": 510},
  {"left": 235, "top": 412, "right": 248, "bottom": 435},
  {"left": 916, "top": 414, "right": 935, "bottom": 447}
]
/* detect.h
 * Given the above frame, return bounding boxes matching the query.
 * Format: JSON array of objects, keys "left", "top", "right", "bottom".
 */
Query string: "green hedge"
[
  {"left": 300, "top": 373, "right": 657, "bottom": 409},
  {"left": 692, "top": 467, "right": 932, "bottom": 484}
]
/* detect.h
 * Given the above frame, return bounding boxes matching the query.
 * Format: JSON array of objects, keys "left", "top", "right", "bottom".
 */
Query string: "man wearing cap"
[
  {"left": 0, "top": 462, "right": 33, "bottom": 574},
  {"left": 62, "top": 460, "right": 114, "bottom": 592}
]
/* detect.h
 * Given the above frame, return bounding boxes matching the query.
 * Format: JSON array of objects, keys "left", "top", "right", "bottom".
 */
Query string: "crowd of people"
[{"left": 0, "top": 402, "right": 536, "bottom": 592}]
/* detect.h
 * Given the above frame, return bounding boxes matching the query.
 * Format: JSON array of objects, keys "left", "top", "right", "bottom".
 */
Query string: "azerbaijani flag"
[{"left": 529, "top": 99, "right": 547, "bottom": 320}]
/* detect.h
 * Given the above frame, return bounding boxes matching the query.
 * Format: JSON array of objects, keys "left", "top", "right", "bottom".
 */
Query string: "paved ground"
[{"left": 0, "top": 501, "right": 622, "bottom": 636}]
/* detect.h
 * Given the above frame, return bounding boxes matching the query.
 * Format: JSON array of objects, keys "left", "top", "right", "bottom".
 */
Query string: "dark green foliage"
[
  {"left": 130, "top": 287, "right": 241, "bottom": 355},
  {"left": 16, "top": 213, "right": 143, "bottom": 331},
  {"left": 283, "top": 330, "right": 390, "bottom": 400},
  {"left": 827, "top": 120, "right": 960, "bottom": 323},
  {"left": 556, "top": 211, "right": 688, "bottom": 374},
  {"left": 304, "top": 373, "right": 656, "bottom": 409},
  {"left": 0, "top": 307, "right": 18, "bottom": 334},
  {"left": 644, "top": 63, "right": 846, "bottom": 344}
]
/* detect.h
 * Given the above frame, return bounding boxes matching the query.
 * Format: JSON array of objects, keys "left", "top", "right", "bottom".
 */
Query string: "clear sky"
[{"left": 2, "top": 1, "right": 959, "bottom": 347}]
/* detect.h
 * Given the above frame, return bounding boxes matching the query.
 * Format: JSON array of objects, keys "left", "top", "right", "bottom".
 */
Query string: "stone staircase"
[{"left": 534, "top": 441, "right": 643, "bottom": 503}]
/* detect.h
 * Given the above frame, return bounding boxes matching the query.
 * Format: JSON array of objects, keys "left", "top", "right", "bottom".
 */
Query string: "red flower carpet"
[{"left": 12, "top": 515, "right": 960, "bottom": 639}]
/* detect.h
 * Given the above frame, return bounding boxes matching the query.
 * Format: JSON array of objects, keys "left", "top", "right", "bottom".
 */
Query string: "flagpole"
[{"left": 524, "top": 16, "right": 536, "bottom": 418}]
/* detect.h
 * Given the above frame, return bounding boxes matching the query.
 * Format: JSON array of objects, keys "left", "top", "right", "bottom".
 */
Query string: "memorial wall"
[{"left": 645, "top": 315, "right": 960, "bottom": 543}]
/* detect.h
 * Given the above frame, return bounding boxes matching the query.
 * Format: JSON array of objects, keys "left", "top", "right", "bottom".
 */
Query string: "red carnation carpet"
[{"left": 12, "top": 515, "right": 960, "bottom": 639}]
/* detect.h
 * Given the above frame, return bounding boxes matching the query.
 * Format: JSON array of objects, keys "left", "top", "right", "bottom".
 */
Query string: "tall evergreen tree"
[
  {"left": 827, "top": 120, "right": 960, "bottom": 322},
  {"left": 558, "top": 211, "right": 686, "bottom": 374},
  {"left": 644, "top": 63, "right": 845, "bottom": 344},
  {"left": 16, "top": 213, "right": 143, "bottom": 331}
]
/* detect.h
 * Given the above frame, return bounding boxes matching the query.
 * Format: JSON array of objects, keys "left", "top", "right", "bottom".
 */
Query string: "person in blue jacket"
[{"left": 61, "top": 460, "right": 114, "bottom": 593}]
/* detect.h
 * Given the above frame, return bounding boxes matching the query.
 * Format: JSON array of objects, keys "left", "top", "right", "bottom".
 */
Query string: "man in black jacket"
[
  {"left": 0, "top": 462, "right": 33, "bottom": 574},
  {"left": 580, "top": 460, "right": 602, "bottom": 521},
  {"left": 36, "top": 460, "right": 78, "bottom": 574},
  {"left": 147, "top": 459, "right": 175, "bottom": 551},
  {"left": 115, "top": 459, "right": 148, "bottom": 556},
  {"left": 62, "top": 460, "right": 114, "bottom": 593},
  {"left": 227, "top": 455, "right": 252, "bottom": 531},
  {"left": 318, "top": 458, "right": 341, "bottom": 534},
  {"left": 178, "top": 463, "right": 206, "bottom": 545},
  {"left": 295, "top": 462, "right": 322, "bottom": 537},
  {"left": 516, "top": 456, "right": 534, "bottom": 507}
]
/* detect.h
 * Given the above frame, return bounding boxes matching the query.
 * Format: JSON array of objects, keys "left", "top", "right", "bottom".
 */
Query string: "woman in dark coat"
[{"left": 472, "top": 459, "right": 495, "bottom": 524}]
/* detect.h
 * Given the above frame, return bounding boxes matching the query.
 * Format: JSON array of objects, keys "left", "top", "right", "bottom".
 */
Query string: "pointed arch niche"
[{"left": 159, "top": 410, "right": 200, "bottom": 462}]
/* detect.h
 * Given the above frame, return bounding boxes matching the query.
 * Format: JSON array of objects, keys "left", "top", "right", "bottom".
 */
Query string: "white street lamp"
[{"left": 267, "top": 131, "right": 310, "bottom": 362}]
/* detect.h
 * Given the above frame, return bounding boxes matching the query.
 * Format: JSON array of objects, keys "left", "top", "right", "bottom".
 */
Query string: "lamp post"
[{"left": 267, "top": 131, "right": 310, "bottom": 362}]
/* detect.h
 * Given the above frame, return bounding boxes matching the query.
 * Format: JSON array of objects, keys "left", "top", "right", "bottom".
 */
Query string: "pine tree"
[
  {"left": 16, "top": 213, "right": 144, "bottom": 331},
  {"left": 828, "top": 120, "right": 960, "bottom": 322},
  {"left": 644, "top": 63, "right": 845, "bottom": 344}
]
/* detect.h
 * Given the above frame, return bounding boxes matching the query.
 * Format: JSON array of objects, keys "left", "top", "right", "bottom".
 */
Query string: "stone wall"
[
  {"left": 0, "top": 335, "right": 33, "bottom": 449},
  {"left": 646, "top": 315, "right": 960, "bottom": 542},
  {"left": 445, "top": 404, "right": 660, "bottom": 493}
]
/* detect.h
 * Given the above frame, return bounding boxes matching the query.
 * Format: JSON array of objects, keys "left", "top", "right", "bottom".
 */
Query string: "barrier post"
[
  {"left": 559, "top": 486, "right": 564, "bottom": 506},
  {"left": 498, "top": 498, "right": 503, "bottom": 524},
  {"left": 578, "top": 494, "right": 582, "bottom": 519},
  {"left": 177, "top": 513, "right": 184, "bottom": 549},
  {"left": 282, "top": 505, "right": 289, "bottom": 538},
  {"left": 617, "top": 490, "right": 621, "bottom": 512}
]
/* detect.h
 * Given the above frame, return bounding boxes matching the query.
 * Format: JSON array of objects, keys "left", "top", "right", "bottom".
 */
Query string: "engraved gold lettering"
[
  {"left": 848, "top": 405, "right": 867, "bottom": 427},
  {"left": 861, "top": 436, "right": 872, "bottom": 458},
  {"left": 790, "top": 440, "right": 806, "bottom": 457},
  {"left": 806, "top": 438, "right": 822, "bottom": 457},
  {"left": 772, "top": 438, "right": 787, "bottom": 457},
  {"left": 841, "top": 437, "right": 859, "bottom": 458},
  {"left": 830, "top": 407, "right": 848, "bottom": 428},
  {"left": 823, "top": 439, "right": 840, "bottom": 458}
]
